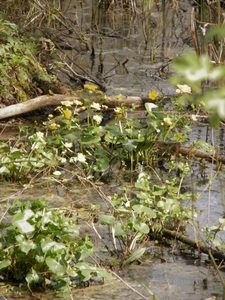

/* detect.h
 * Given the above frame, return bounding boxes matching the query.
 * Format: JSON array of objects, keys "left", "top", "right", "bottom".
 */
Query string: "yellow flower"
[
  {"left": 104, "top": 95, "right": 111, "bottom": 101},
  {"left": 76, "top": 89, "right": 84, "bottom": 93},
  {"left": 49, "top": 123, "right": 60, "bottom": 130},
  {"left": 63, "top": 108, "right": 72, "bottom": 119},
  {"left": 115, "top": 94, "right": 121, "bottom": 101},
  {"left": 148, "top": 90, "right": 158, "bottom": 100},
  {"left": 176, "top": 84, "right": 191, "bottom": 94},
  {"left": 114, "top": 107, "right": 123, "bottom": 114},
  {"left": 84, "top": 84, "right": 98, "bottom": 91},
  {"left": 95, "top": 90, "right": 104, "bottom": 95}
]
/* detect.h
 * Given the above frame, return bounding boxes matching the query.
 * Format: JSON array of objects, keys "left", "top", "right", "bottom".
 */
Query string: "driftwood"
[
  {"left": 0, "top": 94, "right": 148, "bottom": 120},
  {"left": 159, "top": 142, "right": 225, "bottom": 164},
  {"left": 162, "top": 229, "right": 225, "bottom": 261}
]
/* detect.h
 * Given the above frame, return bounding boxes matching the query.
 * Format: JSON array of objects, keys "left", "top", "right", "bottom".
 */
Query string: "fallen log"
[
  {"left": 162, "top": 228, "right": 225, "bottom": 261},
  {"left": 168, "top": 143, "right": 225, "bottom": 164},
  {"left": 0, "top": 93, "right": 150, "bottom": 120}
]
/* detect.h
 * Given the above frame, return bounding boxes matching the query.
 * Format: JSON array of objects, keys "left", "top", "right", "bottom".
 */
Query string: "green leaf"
[
  {"left": 81, "top": 134, "right": 100, "bottom": 145},
  {"left": 194, "top": 140, "right": 215, "bottom": 154},
  {"left": 45, "top": 257, "right": 66, "bottom": 276},
  {"left": 132, "top": 219, "right": 149, "bottom": 234},
  {"left": 93, "top": 157, "right": 109, "bottom": 172},
  {"left": 114, "top": 223, "right": 126, "bottom": 237},
  {"left": 19, "top": 240, "right": 36, "bottom": 254},
  {"left": 26, "top": 268, "right": 42, "bottom": 284},
  {"left": 0, "top": 259, "right": 11, "bottom": 270},
  {"left": 11, "top": 209, "right": 35, "bottom": 233},
  {"left": 125, "top": 247, "right": 146, "bottom": 264},
  {"left": 99, "top": 214, "right": 116, "bottom": 225},
  {"left": 41, "top": 237, "right": 66, "bottom": 254},
  {"left": 132, "top": 204, "right": 156, "bottom": 218},
  {"left": 124, "top": 139, "right": 137, "bottom": 152},
  {"left": 75, "top": 262, "right": 111, "bottom": 281},
  {"left": 12, "top": 209, "right": 34, "bottom": 222}
]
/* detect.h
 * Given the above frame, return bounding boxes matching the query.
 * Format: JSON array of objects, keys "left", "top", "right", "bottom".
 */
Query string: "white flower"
[
  {"left": 61, "top": 100, "right": 73, "bottom": 107},
  {"left": 64, "top": 142, "right": 73, "bottom": 148},
  {"left": 114, "top": 107, "right": 122, "bottom": 114},
  {"left": 36, "top": 131, "right": 44, "bottom": 139},
  {"left": 73, "top": 100, "right": 83, "bottom": 106},
  {"left": 91, "top": 102, "right": 101, "bottom": 110},
  {"left": 163, "top": 117, "right": 173, "bottom": 126},
  {"left": 190, "top": 114, "right": 197, "bottom": 121},
  {"left": 93, "top": 114, "right": 103, "bottom": 124},
  {"left": 69, "top": 153, "right": 86, "bottom": 163},
  {"left": 77, "top": 153, "right": 86, "bottom": 163},
  {"left": 176, "top": 84, "right": 192, "bottom": 94},
  {"left": 59, "top": 157, "right": 67, "bottom": 164},
  {"left": 53, "top": 170, "right": 62, "bottom": 176}
]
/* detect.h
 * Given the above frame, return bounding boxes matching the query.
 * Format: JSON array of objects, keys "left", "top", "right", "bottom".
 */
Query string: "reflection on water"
[{"left": 58, "top": 0, "right": 192, "bottom": 96}]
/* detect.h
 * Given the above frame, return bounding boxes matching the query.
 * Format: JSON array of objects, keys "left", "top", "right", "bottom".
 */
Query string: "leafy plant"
[
  {"left": 0, "top": 199, "right": 110, "bottom": 297},
  {"left": 0, "top": 17, "right": 55, "bottom": 104},
  {"left": 91, "top": 166, "right": 194, "bottom": 267}
]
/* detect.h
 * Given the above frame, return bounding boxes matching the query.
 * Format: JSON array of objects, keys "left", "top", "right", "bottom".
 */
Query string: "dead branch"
[
  {"left": 169, "top": 143, "right": 225, "bottom": 164},
  {"left": 0, "top": 94, "right": 146, "bottom": 120},
  {"left": 162, "top": 229, "right": 225, "bottom": 261}
]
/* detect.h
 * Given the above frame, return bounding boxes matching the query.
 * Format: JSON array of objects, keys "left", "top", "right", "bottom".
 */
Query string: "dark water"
[{"left": 58, "top": 0, "right": 192, "bottom": 97}]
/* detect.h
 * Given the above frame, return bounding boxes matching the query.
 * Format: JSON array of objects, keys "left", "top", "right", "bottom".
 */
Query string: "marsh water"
[{"left": 1, "top": 0, "right": 225, "bottom": 299}]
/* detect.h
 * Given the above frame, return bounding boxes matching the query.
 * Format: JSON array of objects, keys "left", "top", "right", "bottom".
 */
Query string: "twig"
[{"left": 109, "top": 270, "right": 151, "bottom": 300}]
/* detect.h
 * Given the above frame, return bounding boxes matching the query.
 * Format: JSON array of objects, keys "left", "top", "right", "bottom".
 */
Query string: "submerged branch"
[
  {"left": 169, "top": 143, "right": 225, "bottom": 164},
  {"left": 162, "top": 229, "right": 225, "bottom": 261}
]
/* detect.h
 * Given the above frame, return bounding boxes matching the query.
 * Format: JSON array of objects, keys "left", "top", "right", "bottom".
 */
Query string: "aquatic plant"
[{"left": 0, "top": 199, "right": 110, "bottom": 297}]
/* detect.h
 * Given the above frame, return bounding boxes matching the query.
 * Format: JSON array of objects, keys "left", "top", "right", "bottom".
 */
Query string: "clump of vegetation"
[
  {"left": 0, "top": 17, "right": 57, "bottom": 105},
  {"left": 0, "top": 199, "right": 110, "bottom": 297}
]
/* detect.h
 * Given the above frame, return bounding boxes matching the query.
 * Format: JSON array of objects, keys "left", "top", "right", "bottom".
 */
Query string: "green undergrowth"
[
  {"left": 0, "top": 17, "right": 56, "bottom": 104},
  {"left": 0, "top": 199, "right": 110, "bottom": 298}
]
